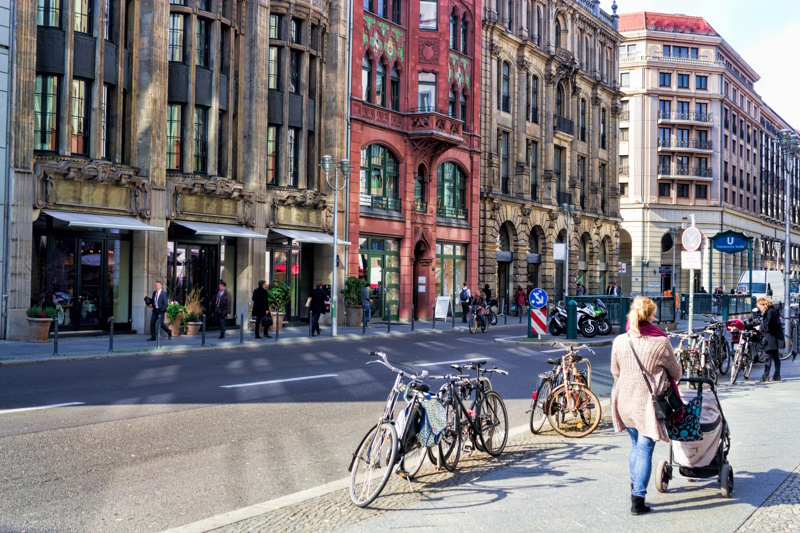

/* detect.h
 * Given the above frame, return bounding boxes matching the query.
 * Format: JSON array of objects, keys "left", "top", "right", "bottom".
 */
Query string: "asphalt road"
[{"left": 0, "top": 329, "right": 614, "bottom": 533}]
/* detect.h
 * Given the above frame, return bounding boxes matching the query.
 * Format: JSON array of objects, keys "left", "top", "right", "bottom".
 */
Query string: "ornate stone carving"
[
  {"left": 489, "top": 41, "right": 502, "bottom": 58},
  {"left": 516, "top": 57, "right": 531, "bottom": 73},
  {"left": 520, "top": 205, "right": 532, "bottom": 217},
  {"left": 363, "top": 13, "right": 406, "bottom": 68},
  {"left": 419, "top": 38, "right": 439, "bottom": 64}
]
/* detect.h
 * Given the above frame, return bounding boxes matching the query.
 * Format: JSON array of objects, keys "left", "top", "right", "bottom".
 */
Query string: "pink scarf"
[{"left": 626, "top": 320, "right": 668, "bottom": 337}]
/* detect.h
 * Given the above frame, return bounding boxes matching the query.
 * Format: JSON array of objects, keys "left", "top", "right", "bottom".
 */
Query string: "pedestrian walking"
[
  {"left": 309, "top": 281, "right": 328, "bottom": 336},
  {"left": 214, "top": 280, "right": 232, "bottom": 338},
  {"left": 611, "top": 296, "right": 682, "bottom": 515},
  {"left": 459, "top": 282, "right": 472, "bottom": 322},
  {"left": 360, "top": 282, "right": 371, "bottom": 328},
  {"left": 576, "top": 282, "right": 586, "bottom": 296},
  {"left": 483, "top": 283, "right": 492, "bottom": 301},
  {"left": 514, "top": 286, "right": 526, "bottom": 316},
  {"left": 147, "top": 281, "right": 172, "bottom": 341},
  {"left": 757, "top": 297, "right": 784, "bottom": 382},
  {"left": 252, "top": 280, "right": 270, "bottom": 338}
]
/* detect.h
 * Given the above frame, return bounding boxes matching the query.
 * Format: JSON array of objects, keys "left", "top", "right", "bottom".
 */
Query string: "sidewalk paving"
[{"left": 198, "top": 361, "right": 800, "bottom": 533}]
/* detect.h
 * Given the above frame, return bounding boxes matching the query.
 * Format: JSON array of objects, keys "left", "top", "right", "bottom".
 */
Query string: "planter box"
[
  {"left": 27, "top": 317, "right": 53, "bottom": 343},
  {"left": 345, "top": 306, "right": 363, "bottom": 328},
  {"left": 167, "top": 312, "right": 183, "bottom": 337},
  {"left": 185, "top": 322, "right": 202, "bottom": 336}
]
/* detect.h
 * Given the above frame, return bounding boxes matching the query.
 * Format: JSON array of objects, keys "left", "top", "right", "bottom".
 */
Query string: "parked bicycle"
[
  {"left": 434, "top": 361, "right": 509, "bottom": 471},
  {"left": 729, "top": 318, "right": 762, "bottom": 384},
  {"left": 349, "top": 351, "right": 437, "bottom": 507},
  {"left": 486, "top": 298, "right": 499, "bottom": 326},
  {"left": 529, "top": 343, "right": 601, "bottom": 438},
  {"left": 702, "top": 314, "right": 730, "bottom": 375}
]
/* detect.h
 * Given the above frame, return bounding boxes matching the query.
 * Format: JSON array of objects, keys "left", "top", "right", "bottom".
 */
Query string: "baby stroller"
[{"left": 654, "top": 377, "right": 733, "bottom": 498}]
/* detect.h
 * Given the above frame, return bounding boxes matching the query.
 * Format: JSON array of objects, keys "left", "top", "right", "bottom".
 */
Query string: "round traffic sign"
[
  {"left": 682, "top": 227, "right": 702, "bottom": 252},
  {"left": 529, "top": 288, "right": 548, "bottom": 309}
]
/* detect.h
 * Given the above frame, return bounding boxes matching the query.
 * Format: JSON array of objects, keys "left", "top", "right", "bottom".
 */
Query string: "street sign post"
[
  {"left": 683, "top": 219, "right": 699, "bottom": 333},
  {"left": 528, "top": 288, "right": 548, "bottom": 339}
]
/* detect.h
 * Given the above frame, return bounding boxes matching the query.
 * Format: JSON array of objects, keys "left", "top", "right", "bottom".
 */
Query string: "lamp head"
[
  {"left": 320, "top": 155, "right": 334, "bottom": 172},
  {"left": 339, "top": 159, "right": 351, "bottom": 175}
]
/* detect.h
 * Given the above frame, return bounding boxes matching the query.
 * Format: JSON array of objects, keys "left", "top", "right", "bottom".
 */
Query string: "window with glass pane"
[
  {"left": 696, "top": 185, "right": 707, "bottom": 199},
  {"left": 74, "top": 0, "right": 92, "bottom": 33},
  {"left": 677, "top": 73, "right": 689, "bottom": 88},
  {"left": 415, "top": 165, "right": 425, "bottom": 210},
  {"left": 530, "top": 141, "right": 538, "bottom": 199},
  {"left": 418, "top": 72, "right": 436, "bottom": 111},
  {"left": 169, "top": 14, "right": 184, "bottom": 62},
  {"left": 375, "top": 62, "right": 385, "bottom": 106},
  {"left": 196, "top": 19, "right": 209, "bottom": 67},
  {"left": 288, "top": 127, "right": 299, "bottom": 187},
  {"left": 658, "top": 99, "right": 671, "bottom": 117},
  {"left": 291, "top": 18, "right": 300, "bottom": 44},
  {"left": 600, "top": 165, "right": 607, "bottom": 212},
  {"left": 460, "top": 18, "right": 468, "bottom": 54},
  {"left": 70, "top": 79, "right": 90, "bottom": 155},
  {"left": 677, "top": 101, "right": 689, "bottom": 116},
  {"left": 459, "top": 93, "right": 466, "bottom": 123},
  {"left": 361, "top": 145, "right": 400, "bottom": 210},
  {"left": 101, "top": 85, "right": 108, "bottom": 158},
  {"left": 448, "top": 90, "right": 456, "bottom": 118},
  {"left": 600, "top": 108, "right": 606, "bottom": 149},
  {"left": 449, "top": 12, "right": 457, "bottom": 49},
  {"left": 266, "top": 125, "right": 278, "bottom": 185},
  {"left": 362, "top": 56, "right": 372, "bottom": 102},
  {"left": 658, "top": 183, "right": 671, "bottom": 197},
  {"left": 35, "top": 75, "right": 59, "bottom": 151},
  {"left": 391, "top": 0, "right": 401, "bottom": 23},
  {"left": 437, "top": 162, "right": 467, "bottom": 219},
  {"left": 290, "top": 50, "right": 301, "bottom": 93},
  {"left": 659, "top": 72, "right": 671, "bottom": 87},
  {"left": 531, "top": 76, "right": 539, "bottom": 122},
  {"left": 269, "top": 14, "right": 280, "bottom": 39},
  {"left": 194, "top": 107, "right": 208, "bottom": 173},
  {"left": 269, "top": 46, "right": 280, "bottom": 89},
  {"left": 696, "top": 75, "right": 707, "bottom": 90},
  {"left": 390, "top": 67, "right": 400, "bottom": 110},
  {"left": 554, "top": 145, "right": 563, "bottom": 193},
  {"left": 166, "top": 104, "right": 182, "bottom": 170},
  {"left": 197, "top": 0, "right": 208, "bottom": 10},
  {"left": 103, "top": 0, "right": 111, "bottom": 39},
  {"left": 501, "top": 62, "right": 510, "bottom": 112},
  {"left": 38, "top": 0, "right": 61, "bottom": 27},
  {"left": 556, "top": 83, "right": 564, "bottom": 116},
  {"left": 420, "top": 0, "right": 437, "bottom": 30},
  {"left": 677, "top": 184, "right": 690, "bottom": 198},
  {"left": 696, "top": 102, "right": 708, "bottom": 117}
]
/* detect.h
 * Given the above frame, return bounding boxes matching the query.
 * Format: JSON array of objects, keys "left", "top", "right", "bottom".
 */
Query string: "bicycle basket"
[{"left": 417, "top": 399, "right": 447, "bottom": 448}]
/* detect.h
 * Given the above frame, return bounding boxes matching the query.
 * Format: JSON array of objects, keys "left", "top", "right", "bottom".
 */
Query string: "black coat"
[
  {"left": 151, "top": 290, "right": 168, "bottom": 312},
  {"left": 309, "top": 288, "right": 328, "bottom": 314},
  {"left": 762, "top": 306, "right": 785, "bottom": 353},
  {"left": 252, "top": 287, "right": 269, "bottom": 316}
]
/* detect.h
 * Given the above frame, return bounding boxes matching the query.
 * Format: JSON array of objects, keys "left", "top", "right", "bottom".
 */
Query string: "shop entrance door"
[
  {"left": 78, "top": 239, "right": 103, "bottom": 328},
  {"left": 50, "top": 237, "right": 106, "bottom": 330},
  {"left": 498, "top": 261, "right": 510, "bottom": 313},
  {"left": 174, "top": 244, "right": 220, "bottom": 324}
]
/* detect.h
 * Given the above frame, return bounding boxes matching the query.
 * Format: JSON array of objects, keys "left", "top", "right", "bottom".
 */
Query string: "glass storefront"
[
  {"left": 435, "top": 242, "right": 467, "bottom": 316},
  {"left": 32, "top": 217, "right": 133, "bottom": 331},
  {"left": 266, "top": 234, "right": 310, "bottom": 322},
  {"left": 359, "top": 236, "right": 400, "bottom": 320}
]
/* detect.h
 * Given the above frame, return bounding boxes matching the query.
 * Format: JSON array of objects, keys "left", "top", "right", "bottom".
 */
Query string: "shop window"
[
  {"left": 437, "top": 161, "right": 467, "bottom": 219},
  {"left": 70, "top": 79, "right": 90, "bottom": 156},
  {"left": 35, "top": 75, "right": 59, "bottom": 152},
  {"left": 38, "top": 0, "right": 61, "bottom": 27},
  {"left": 436, "top": 243, "right": 467, "bottom": 316}
]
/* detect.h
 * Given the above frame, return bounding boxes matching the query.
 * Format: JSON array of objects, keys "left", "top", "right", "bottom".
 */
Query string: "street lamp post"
[
  {"left": 561, "top": 203, "right": 575, "bottom": 301},
  {"left": 778, "top": 129, "right": 800, "bottom": 333},
  {"left": 320, "top": 155, "right": 351, "bottom": 337},
  {"left": 670, "top": 226, "right": 679, "bottom": 293}
]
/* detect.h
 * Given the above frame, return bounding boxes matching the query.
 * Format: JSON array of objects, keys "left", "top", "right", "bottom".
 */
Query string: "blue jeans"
[
  {"left": 627, "top": 428, "right": 656, "bottom": 498},
  {"left": 362, "top": 305, "right": 371, "bottom": 326}
]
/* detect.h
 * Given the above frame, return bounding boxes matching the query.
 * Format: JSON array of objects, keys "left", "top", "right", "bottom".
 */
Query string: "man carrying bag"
[{"left": 252, "top": 280, "right": 271, "bottom": 338}]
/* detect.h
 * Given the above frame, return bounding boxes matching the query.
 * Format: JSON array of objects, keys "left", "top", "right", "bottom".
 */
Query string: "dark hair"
[
  {"left": 219, "top": 280, "right": 227, "bottom": 287},
  {"left": 155, "top": 280, "right": 163, "bottom": 286},
  {"left": 258, "top": 279, "right": 266, "bottom": 288}
]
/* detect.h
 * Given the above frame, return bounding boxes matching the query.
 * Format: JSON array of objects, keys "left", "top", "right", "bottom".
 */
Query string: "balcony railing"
[
  {"left": 414, "top": 198, "right": 427, "bottom": 213},
  {"left": 657, "top": 165, "right": 713, "bottom": 178},
  {"left": 620, "top": 54, "right": 724, "bottom": 69},
  {"left": 408, "top": 108, "right": 464, "bottom": 142},
  {"left": 437, "top": 205, "right": 468, "bottom": 220},
  {"left": 658, "top": 111, "right": 713, "bottom": 123},
  {"left": 361, "top": 194, "right": 401, "bottom": 211},
  {"left": 555, "top": 191, "right": 572, "bottom": 206},
  {"left": 620, "top": 111, "right": 629, "bottom": 121},
  {"left": 554, "top": 113, "right": 574, "bottom": 135},
  {"left": 694, "top": 167, "right": 713, "bottom": 178},
  {"left": 619, "top": 165, "right": 629, "bottom": 176},
  {"left": 659, "top": 138, "right": 713, "bottom": 150},
  {"left": 658, "top": 164, "right": 670, "bottom": 175}
]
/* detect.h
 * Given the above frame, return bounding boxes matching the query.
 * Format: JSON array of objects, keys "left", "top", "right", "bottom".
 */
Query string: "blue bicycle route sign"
[{"left": 529, "top": 288, "right": 548, "bottom": 309}]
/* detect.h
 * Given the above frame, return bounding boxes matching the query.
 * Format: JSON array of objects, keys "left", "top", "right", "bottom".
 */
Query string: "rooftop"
[{"left": 618, "top": 12, "right": 718, "bottom": 36}]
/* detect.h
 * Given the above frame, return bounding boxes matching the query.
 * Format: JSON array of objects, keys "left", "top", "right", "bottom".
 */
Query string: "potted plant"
[
  {"left": 26, "top": 305, "right": 57, "bottom": 343},
  {"left": 165, "top": 301, "right": 184, "bottom": 337},
  {"left": 341, "top": 276, "right": 368, "bottom": 328},
  {"left": 183, "top": 287, "right": 204, "bottom": 335},
  {"left": 268, "top": 280, "right": 292, "bottom": 331}
]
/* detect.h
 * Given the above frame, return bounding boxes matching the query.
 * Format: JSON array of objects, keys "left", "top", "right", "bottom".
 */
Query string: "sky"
[{"left": 601, "top": 0, "right": 800, "bottom": 128}]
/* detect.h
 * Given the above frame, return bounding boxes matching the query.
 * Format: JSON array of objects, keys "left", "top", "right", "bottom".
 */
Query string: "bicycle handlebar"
[
  {"left": 550, "top": 342, "right": 596, "bottom": 355},
  {"left": 367, "top": 351, "right": 428, "bottom": 380}
]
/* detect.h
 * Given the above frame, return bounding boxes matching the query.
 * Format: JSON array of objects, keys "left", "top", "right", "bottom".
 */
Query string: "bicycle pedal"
[{"left": 463, "top": 444, "right": 474, "bottom": 455}]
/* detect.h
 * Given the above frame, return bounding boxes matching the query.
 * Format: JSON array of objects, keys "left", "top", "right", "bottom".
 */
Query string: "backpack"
[{"left": 460, "top": 288, "right": 469, "bottom": 302}]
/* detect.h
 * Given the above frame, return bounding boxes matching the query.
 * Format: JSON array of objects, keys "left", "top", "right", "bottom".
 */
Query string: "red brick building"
[{"left": 348, "top": 0, "right": 481, "bottom": 321}]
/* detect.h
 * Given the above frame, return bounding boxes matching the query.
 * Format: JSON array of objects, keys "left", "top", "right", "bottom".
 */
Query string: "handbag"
[
  {"left": 305, "top": 297, "right": 312, "bottom": 308},
  {"left": 627, "top": 335, "right": 684, "bottom": 421},
  {"left": 262, "top": 315, "right": 273, "bottom": 328},
  {"left": 665, "top": 393, "right": 703, "bottom": 442}
]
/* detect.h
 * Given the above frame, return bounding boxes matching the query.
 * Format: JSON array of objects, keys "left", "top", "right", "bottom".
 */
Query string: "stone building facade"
[
  {"left": 3, "top": 0, "right": 349, "bottom": 338},
  {"left": 617, "top": 12, "right": 800, "bottom": 296},
  {"left": 347, "top": 0, "right": 481, "bottom": 321},
  {"left": 480, "top": 0, "right": 622, "bottom": 306}
]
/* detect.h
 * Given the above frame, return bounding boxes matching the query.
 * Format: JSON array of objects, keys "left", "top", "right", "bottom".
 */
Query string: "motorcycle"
[
  {"left": 580, "top": 299, "right": 612, "bottom": 336},
  {"left": 548, "top": 302, "right": 599, "bottom": 338},
  {"left": 548, "top": 304, "right": 568, "bottom": 336}
]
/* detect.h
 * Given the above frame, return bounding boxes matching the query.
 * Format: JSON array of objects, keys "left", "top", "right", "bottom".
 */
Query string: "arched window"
[
  {"left": 528, "top": 229, "right": 540, "bottom": 286},
  {"left": 601, "top": 107, "right": 607, "bottom": 149},
  {"left": 507, "top": 0, "right": 513, "bottom": 30},
  {"left": 585, "top": 36, "right": 591, "bottom": 71},
  {"left": 360, "top": 144, "right": 400, "bottom": 211},
  {"left": 580, "top": 98, "right": 586, "bottom": 141},
  {"left": 376, "top": 61, "right": 386, "bottom": 107},
  {"left": 498, "top": 225, "right": 511, "bottom": 251},
  {"left": 554, "top": 19, "right": 561, "bottom": 48},
  {"left": 599, "top": 240, "right": 609, "bottom": 291},
  {"left": 415, "top": 165, "right": 426, "bottom": 211},
  {"left": 437, "top": 162, "right": 467, "bottom": 219},
  {"left": 531, "top": 75, "right": 539, "bottom": 122},
  {"left": 556, "top": 83, "right": 564, "bottom": 116},
  {"left": 449, "top": 11, "right": 457, "bottom": 50},
  {"left": 578, "top": 236, "right": 589, "bottom": 287},
  {"left": 361, "top": 56, "right": 372, "bottom": 103},
  {"left": 460, "top": 17, "right": 468, "bottom": 55}
]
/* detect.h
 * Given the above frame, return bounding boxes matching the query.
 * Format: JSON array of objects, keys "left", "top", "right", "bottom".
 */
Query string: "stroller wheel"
[
  {"left": 720, "top": 464, "right": 734, "bottom": 498},
  {"left": 655, "top": 459, "right": 671, "bottom": 493}
]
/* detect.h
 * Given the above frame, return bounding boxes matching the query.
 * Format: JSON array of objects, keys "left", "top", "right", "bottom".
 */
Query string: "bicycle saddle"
[
  {"left": 409, "top": 382, "right": 430, "bottom": 393},
  {"left": 450, "top": 364, "right": 462, "bottom": 371},
  {"left": 466, "top": 360, "right": 487, "bottom": 367},
  {"left": 546, "top": 358, "right": 560, "bottom": 365},
  {"left": 572, "top": 354, "right": 583, "bottom": 362}
]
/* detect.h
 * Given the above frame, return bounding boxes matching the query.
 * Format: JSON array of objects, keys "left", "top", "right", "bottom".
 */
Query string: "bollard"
[
  {"left": 387, "top": 306, "right": 391, "bottom": 333},
  {"left": 451, "top": 304, "right": 456, "bottom": 328},
  {"left": 411, "top": 305, "right": 415, "bottom": 331},
  {"left": 157, "top": 314, "right": 161, "bottom": 349},
  {"left": 362, "top": 314, "right": 366, "bottom": 335},
  {"left": 567, "top": 300, "right": 578, "bottom": 340},
  {"left": 309, "top": 315, "right": 313, "bottom": 337},
  {"left": 503, "top": 298, "right": 507, "bottom": 325},
  {"left": 722, "top": 295, "right": 729, "bottom": 322},
  {"left": 240, "top": 314, "right": 244, "bottom": 344},
  {"left": 201, "top": 313, "right": 206, "bottom": 347},
  {"left": 53, "top": 317, "right": 58, "bottom": 355},
  {"left": 519, "top": 306, "right": 523, "bottom": 324},
  {"left": 109, "top": 316, "right": 114, "bottom": 352},
  {"left": 275, "top": 309, "right": 280, "bottom": 341},
  {"left": 432, "top": 304, "right": 436, "bottom": 329},
  {"left": 620, "top": 298, "right": 630, "bottom": 329}
]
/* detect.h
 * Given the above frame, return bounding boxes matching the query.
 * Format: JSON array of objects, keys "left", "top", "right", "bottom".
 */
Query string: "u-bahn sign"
[{"left": 711, "top": 230, "right": 749, "bottom": 254}]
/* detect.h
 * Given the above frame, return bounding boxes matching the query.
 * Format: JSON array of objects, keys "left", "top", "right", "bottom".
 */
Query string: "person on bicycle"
[
  {"left": 757, "top": 297, "right": 784, "bottom": 382},
  {"left": 611, "top": 296, "right": 682, "bottom": 516},
  {"left": 472, "top": 290, "right": 487, "bottom": 318}
]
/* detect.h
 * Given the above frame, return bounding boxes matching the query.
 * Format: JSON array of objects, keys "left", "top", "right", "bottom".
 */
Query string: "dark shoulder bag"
[{"left": 627, "top": 335, "right": 684, "bottom": 421}]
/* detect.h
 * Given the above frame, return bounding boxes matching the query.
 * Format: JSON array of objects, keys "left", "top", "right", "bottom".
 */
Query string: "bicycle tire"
[
  {"left": 529, "top": 379, "right": 551, "bottom": 434},
  {"left": 349, "top": 422, "right": 398, "bottom": 507},
  {"left": 480, "top": 316, "right": 489, "bottom": 333},
  {"left": 437, "top": 400, "right": 461, "bottom": 471},
  {"left": 545, "top": 383, "right": 601, "bottom": 438},
  {"left": 400, "top": 442, "right": 427, "bottom": 479},
  {"left": 718, "top": 340, "right": 730, "bottom": 375},
  {"left": 468, "top": 315, "right": 477, "bottom": 334},
  {"left": 780, "top": 333, "right": 793, "bottom": 361},
  {"left": 476, "top": 390, "right": 508, "bottom": 456},
  {"left": 730, "top": 346, "right": 742, "bottom": 385},
  {"left": 743, "top": 355, "right": 754, "bottom": 380},
  {"left": 489, "top": 310, "right": 498, "bottom": 326}
]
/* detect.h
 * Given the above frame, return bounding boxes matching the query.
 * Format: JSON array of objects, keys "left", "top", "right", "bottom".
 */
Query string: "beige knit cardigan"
[{"left": 610, "top": 331, "right": 684, "bottom": 441}]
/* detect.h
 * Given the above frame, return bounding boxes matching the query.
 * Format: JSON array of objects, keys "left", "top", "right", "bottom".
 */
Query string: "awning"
[
  {"left": 271, "top": 228, "right": 350, "bottom": 246},
  {"left": 496, "top": 251, "right": 514, "bottom": 263},
  {"left": 173, "top": 221, "right": 267, "bottom": 239},
  {"left": 45, "top": 210, "right": 164, "bottom": 231}
]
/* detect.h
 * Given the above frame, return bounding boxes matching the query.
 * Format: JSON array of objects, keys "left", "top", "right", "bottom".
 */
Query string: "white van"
[{"left": 737, "top": 270, "right": 784, "bottom": 304}]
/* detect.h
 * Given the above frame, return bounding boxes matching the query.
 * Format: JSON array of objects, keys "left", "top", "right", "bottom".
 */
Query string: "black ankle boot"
[{"left": 631, "top": 496, "right": 651, "bottom": 515}]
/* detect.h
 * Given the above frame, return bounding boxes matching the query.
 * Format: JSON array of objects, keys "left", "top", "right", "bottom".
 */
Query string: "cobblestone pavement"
[
  {"left": 737, "top": 465, "right": 800, "bottom": 532},
  {"left": 209, "top": 421, "right": 608, "bottom": 533}
]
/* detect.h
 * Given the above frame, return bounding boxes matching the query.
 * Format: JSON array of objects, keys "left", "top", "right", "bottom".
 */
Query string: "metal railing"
[
  {"left": 361, "top": 194, "right": 401, "bottom": 211},
  {"left": 659, "top": 139, "right": 713, "bottom": 150},
  {"left": 437, "top": 205, "right": 468, "bottom": 219},
  {"left": 569, "top": 296, "right": 677, "bottom": 326},
  {"left": 680, "top": 293, "right": 753, "bottom": 320},
  {"left": 619, "top": 165, "right": 629, "bottom": 176},
  {"left": 694, "top": 167, "right": 713, "bottom": 178},
  {"left": 414, "top": 198, "right": 427, "bottom": 213},
  {"left": 658, "top": 111, "right": 713, "bottom": 123},
  {"left": 620, "top": 111, "right": 629, "bottom": 121},
  {"left": 554, "top": 113, "right": 574, "bottom": 135}
]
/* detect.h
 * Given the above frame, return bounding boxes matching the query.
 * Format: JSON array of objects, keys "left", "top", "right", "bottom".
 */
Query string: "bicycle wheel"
[
  {"left": 400, "top": 442, "right": 427, "bottom": 479},
  {"left": 437, "top": 400, "right": 461, "bottom": 471},
  {"left": 529, "top": 379, "right": 551, "bottom": 434},
  {"left": 718, "top": 340, "right": 730, "bottom": 375},
  {"left": 489, "top": 310, "right": 498, "bottom": 326},
  {"left": 545, "top": 383, "right": 601, "bottom": 438},
  {"left": 468, "top": 315, "right": 478, "bottom": 334},
  {"left": 480, "top": 316, "right": 489, "bottom": 333},
  {"left": 476, "top": 390, "right": 508, "bottom": 456},
  {"left": 780, "top": 333, "right": 793, "bottom": 361},
  {"left": 743, "top": 354, "right": 754, "bottom": 380},
  {"left": 349, "top": 422, "right": 398, "bottom": 507},
  {"left": 730, "top": 346, "right": 742, "bottom": 384}
]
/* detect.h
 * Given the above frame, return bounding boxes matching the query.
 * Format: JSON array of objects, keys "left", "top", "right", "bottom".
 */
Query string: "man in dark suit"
[
  {"left": 147, "top": 280, "right": 172, "bottom": 340},
  {"left": 252, "top": 280, "right": 271, "bottom": 338},
  {"left": 309, "top": 281, "right": 328, "bottom": 336},
  {"left": 215, "top": 280, "right": 232, "bottom": 338}
]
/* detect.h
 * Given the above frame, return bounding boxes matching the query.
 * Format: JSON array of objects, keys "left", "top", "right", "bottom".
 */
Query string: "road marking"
[
  {"left": 0, "top": 402, "right": 85, "bottom": 415},
  {"left": 541, "top": 348, "right": 564, "bottom": 353},
  {"left": 416, "top": 358, "right": 490, "bottom": 367},
  {"left": 220, "top": 374, "right": 338, "bottom": 389}
]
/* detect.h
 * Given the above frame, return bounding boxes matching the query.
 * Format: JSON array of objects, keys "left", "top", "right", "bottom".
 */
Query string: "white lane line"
[
  {"left": 541, "top": 348, "right": 564, "bottom": 353},
  {"left": 0, "top": 402, "right": 85, "bottom": 415},
  {"left": 220, "top": 374, "right": 338, "bottom": 389},
  {"left": 416, "top": 358, "right": 490, "bottom": 368}
]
